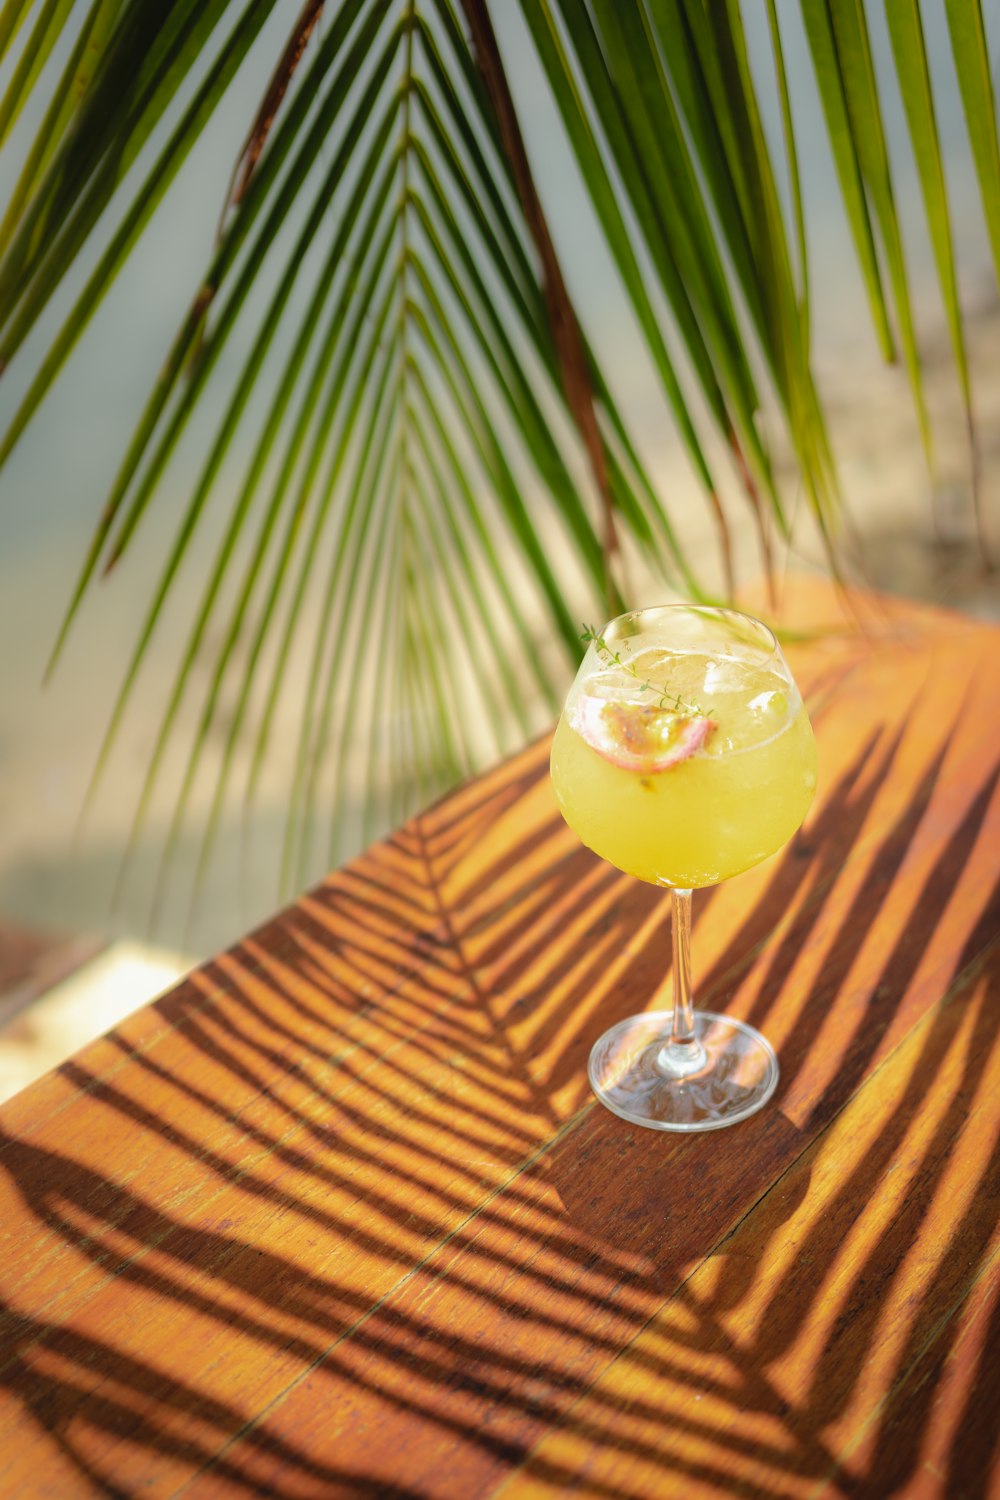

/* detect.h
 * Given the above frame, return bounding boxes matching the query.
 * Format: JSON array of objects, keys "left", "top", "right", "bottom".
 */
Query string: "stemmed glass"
[{"left": 550, "top": 605, "right": 817, "bottom": 1131}]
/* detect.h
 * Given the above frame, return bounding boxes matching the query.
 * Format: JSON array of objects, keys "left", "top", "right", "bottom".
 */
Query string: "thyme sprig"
[{"left": 582, "top": 625, "right": 705, "bottom": 716}]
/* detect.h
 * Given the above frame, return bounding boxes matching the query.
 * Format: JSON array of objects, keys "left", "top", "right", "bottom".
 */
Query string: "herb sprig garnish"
[{"left": 582, "top": 625, "right": 705, "bottom": 716}]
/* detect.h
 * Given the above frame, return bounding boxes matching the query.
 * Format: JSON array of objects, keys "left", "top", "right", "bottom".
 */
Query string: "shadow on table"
[{"left": 0, "top": 681, "right": 997, "bottom": 1498}]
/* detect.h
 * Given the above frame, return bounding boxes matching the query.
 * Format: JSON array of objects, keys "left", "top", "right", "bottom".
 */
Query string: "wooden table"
[{"left": 0, "top": 579, "right": 997, "bottom": 1498}]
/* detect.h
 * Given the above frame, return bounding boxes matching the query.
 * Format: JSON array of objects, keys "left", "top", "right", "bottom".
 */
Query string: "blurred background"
[{"left": 0, "top": 0, "right": 998, "bottom": 1095}]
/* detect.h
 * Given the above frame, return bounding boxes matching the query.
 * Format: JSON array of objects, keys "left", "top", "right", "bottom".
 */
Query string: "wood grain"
[{"left": 0, "top": 580, "right": 996, "bottom": 1498}]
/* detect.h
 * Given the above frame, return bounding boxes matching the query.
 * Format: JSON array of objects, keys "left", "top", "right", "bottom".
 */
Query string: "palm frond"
[
  {"left": 3, "top": 0, "right": 688, "bottom": 914},
  {"left": 886, "top": 0, "right": 991, "bottom": 565},
  {"left": 944, "top": 0, "right": 1000, "bottom": 289},
  {"left": 2, "top": 0, "right": 998, "bottom": 927}
]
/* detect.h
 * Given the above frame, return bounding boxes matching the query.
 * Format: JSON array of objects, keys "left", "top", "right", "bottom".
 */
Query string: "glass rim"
[{"left": 595, "top": 603, "right": 779, "bottom": 663}]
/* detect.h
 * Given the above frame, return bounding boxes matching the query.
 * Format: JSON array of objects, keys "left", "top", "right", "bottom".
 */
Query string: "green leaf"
[
  {"left": 282, "top": 354, "right": 402, "bottom": 888},
  {"left": 408, "top": 358, "right": 558, "bottom": 715},
  {"left": 517, "top": 0, "right": 721, "bottom": 502},
  {"left": 43, "top": 6, "right": 400, "bottom": 678},
  {"left": 0, "top": 0, "right": 122, "bottom": 255},
  {"left": 0, "top": 0, "right": 74, "bottom": 147},
  {"left": 826, "top": 0, "right": 933, "bottom": 467},
  {"left": 0, "top": 0, "right": 37, "bottom": 68},
  {"left": 799, "top": 0, "right": 894, "bottom": 361},
  {"left": 889, "top": 0, "right": 991, "bottom": 562},
  {"left": 138, "top": 145, "right": 403, "bottom": 918},
  {"left": 765, "top": 0, "right": 809, "bottom": 335},
  {"left": 885, "top": 0, "right": 967, "bottom": 407},
  {"left": 0, "top": 0, "right": 276, "bottom": 397},
  {"left": 944, "top": 0, "right": 1000, "bottom": 288},
  {"left": 0, "top": 0, "right": 225, "bottom": 310},
  {"left": 14, "top": 0, "right": 970, "bottom": 921}
]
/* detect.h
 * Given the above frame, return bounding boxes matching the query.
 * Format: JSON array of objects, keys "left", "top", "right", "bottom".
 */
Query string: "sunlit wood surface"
[{"left": 0, "top": 578, "right": 997, "bottom": 1498}]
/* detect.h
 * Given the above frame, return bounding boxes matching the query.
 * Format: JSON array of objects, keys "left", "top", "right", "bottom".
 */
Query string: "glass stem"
[
  {"left": 671, "top": 887, "right": 696, "bottom": 1043},
  {"left": 657, "top": 887, "right": 707, "bottom": 1076}
]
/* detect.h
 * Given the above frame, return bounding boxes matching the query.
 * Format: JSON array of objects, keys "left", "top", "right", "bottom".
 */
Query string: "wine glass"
[{"left": 550, "top": 605, "right": 817, "bottom": 1131}]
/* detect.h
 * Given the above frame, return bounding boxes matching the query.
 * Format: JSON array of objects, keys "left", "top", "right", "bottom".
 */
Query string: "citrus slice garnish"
[{"left": 573, "top": 695, "right": 715, "bottom": 773}]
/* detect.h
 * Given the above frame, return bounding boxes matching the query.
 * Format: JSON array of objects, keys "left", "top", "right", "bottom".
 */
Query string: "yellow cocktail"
[
  {"left": 550, "top": 606, "right": 817, "bottom": 1133},
  {"left": 550, "top": 650, "right": 817, "bottom": 888}
]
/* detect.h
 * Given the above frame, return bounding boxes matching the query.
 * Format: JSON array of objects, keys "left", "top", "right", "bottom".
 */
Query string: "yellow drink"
[{"left": 550, "top": 648, "right": 817, "bottom": 888}]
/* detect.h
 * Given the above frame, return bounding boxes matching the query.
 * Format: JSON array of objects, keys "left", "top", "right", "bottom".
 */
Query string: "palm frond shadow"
[
  {"left": 0, "top": 1294, "right": 416, "bottom": 1500},
  {"left": 0, "top": 704, "right": 997, "bottom": 1495}
]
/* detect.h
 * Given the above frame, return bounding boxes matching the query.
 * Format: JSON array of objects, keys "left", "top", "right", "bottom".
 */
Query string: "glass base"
[{"left": 587, "top": 1010, "right": 778, "bottom": 1132}]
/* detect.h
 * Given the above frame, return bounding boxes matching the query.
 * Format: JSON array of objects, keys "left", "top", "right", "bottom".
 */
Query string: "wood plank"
[
  {"left": 494, "top": 937, "right": 1000, "bottom": 1498},
  {"left": 0, "top": 584, "right": 995, "bottom": 1497}
]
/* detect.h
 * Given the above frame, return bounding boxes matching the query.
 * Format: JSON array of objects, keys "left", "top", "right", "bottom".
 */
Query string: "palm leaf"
[
  {"left": 0, "top": 0, "right": 279, "bottom": 462},
  {"left": 2, "top": 0, "right": 999, "bottom": 926},
  {"left": 524, "top": 0, "right": 843, "bottom": 572},
  {"left": 0, "top": 0, "right": 231, "bottom": 312},
  {"left": 0, "top": 0, "right": 74, "bottom": 148},
  {"left": 885, "top": 0, "right": 990, "bottom": 565},
  {"left": 159, "top": 140, "right": 402, "bottom": 918},
  {"left": 0, "top": 0, "right": 38, "bottom": 68},
  {"left": 0, "top": 0, "right": 121, "bottom": 251},
  {"left": 827, "top": 0, "right": 933, "bottom": 467},
  {"left": 802, "top": 6, "right": 893, "bottom": 353},
  {"left": 764, "top": 0, "right": 809, "bottom": 336},
  {"left": 944, "top": 0, "right": 1000, "bottom": 289},
  {"left": 4, "top": 0, "right": 672, "bottom": 912}
]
